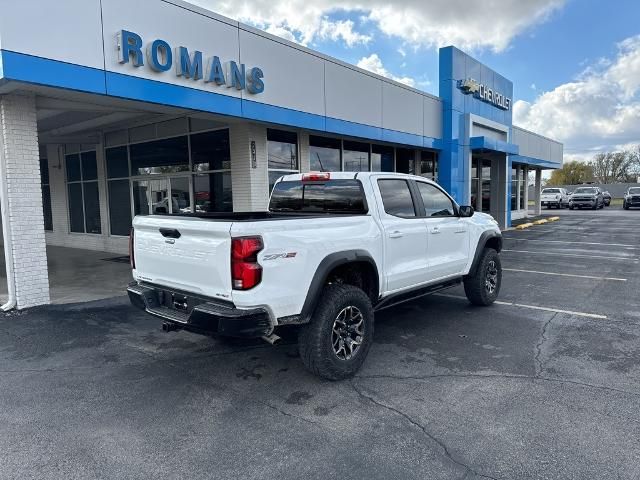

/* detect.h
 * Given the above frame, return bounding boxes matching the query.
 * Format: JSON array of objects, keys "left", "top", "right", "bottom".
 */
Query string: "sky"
[{"left": 189, "top": 0, "right": 640, "bottom": 164}]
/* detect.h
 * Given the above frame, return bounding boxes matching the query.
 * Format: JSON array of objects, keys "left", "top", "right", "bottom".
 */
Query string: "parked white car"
[
  {"left": 541, "top": 188, "right": 569, "bottom": 209},
  {"left": 128, "top": 172, "right": 503, "bottom": 379}
]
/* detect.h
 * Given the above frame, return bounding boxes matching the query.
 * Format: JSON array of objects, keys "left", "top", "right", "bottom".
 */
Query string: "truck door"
[
  {"left": 414, "top": 181, "right": 469, "bottom": 280},
  {"left": 375, "top": 178, "right": 429, "bottom": 292}
]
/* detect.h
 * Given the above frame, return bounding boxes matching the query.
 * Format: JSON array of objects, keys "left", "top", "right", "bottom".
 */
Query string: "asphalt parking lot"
[{"left": 1, "top": 208, "right": 639, "bottom": 480}]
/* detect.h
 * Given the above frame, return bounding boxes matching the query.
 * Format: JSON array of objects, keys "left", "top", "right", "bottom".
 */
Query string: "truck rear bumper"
[{"left": 127, "top": 282, "right": 272, "bottom": 338}]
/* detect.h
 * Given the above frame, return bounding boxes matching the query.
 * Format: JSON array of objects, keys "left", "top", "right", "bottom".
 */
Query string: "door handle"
[
  {"left": 389, "top": 230, "right": 403, "bottom": 238},
  {"left": 430, "top": 227, "right": 441, "bottom": 235}
]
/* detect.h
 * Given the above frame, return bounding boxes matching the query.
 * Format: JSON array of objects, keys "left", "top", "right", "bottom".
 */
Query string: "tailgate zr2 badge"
[{"left": 263, "top": 252, "right": 297, "bottom": 261}]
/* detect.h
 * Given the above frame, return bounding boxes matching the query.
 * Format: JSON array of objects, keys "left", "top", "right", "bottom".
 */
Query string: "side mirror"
[{"left": 459, "top": 205, "right": 474, "bottom": 218}]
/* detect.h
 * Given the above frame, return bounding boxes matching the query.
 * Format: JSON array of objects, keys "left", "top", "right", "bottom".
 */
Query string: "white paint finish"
[
  {"left": 325, "top": 62, "right": 382, "bottom": 127},
  {"left": 503, "top": 268, "right": 627, "bottom": 282},
  {"left": 382, "top": 83, "right": 424, "bottom": 136},
  {"left": 423, "top": 97, "right": 443, "bottom": 139},
  {"left": 131, "top": 172, "right": 500, "bottom": 320},
  {"left": 239, "top": 29, "right": 325, "bottom": 116},
  {"left": 0, "top": 0, "right": 104, "bottom": 69},
  {"left": 101, "top": 0, "right": 242, "bottom": 98}
]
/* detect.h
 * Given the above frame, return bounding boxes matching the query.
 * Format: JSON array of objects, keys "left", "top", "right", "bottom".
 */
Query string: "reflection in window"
[
  {"left": 343, "top": 141, "right": 369, "bottom": 172},
  {"left": 193, "top": 172, "right": 232, "bottom": 212},
  {"left": 270, "top": 180, "right": 366, "bottom": 213},
  {"left": 310, "top": 136, "right": 340, "bottom": 171},
  {"left": 419, "top": 151, "right": 438, "bottom": 181},
  {"left": 268, "top": 129, "right": 298, "bottom": 193},
  {"left": 108, "top": 179, "right": 132, "bottom": 236},
  {"left": 416, "top": 182, "right": 455, "bottom": 217},
  {"left": 511, "top": 167, "right": 518, "bottom": 211},
  {"left": 371, "top": 145, "right": 394, "bottom": 172},
  {"left": 130, "top": 136, "right": 189, "bottom": 175},
  {"left": 377, "top": 179, "right": 416, "bottom": 217},
  {"left": 191, "top": 129, "right": 231, "bottom": 172},
  {"left": 65, "top": 150, "right": 101, "bottom": 234}
]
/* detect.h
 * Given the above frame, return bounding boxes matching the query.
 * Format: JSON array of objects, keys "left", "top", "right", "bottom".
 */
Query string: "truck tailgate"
[{"left": 132, "top": 215, "right": 232, "bottom": 300}]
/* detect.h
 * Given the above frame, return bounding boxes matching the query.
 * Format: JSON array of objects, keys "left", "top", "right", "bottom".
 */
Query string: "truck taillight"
[
  {"left": 231, "top": 236, "right": 263, "bottom": 290},
  {"left": 129, "top": 228, "right": 135, "bottom": 269},
  {"left": 302, "top": 172, "right": 330, "bottom": 182}
]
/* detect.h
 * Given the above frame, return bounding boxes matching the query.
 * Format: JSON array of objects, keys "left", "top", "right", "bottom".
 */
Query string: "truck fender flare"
[
  {"left": 300, "top": 250, "right": 379, "bottom": 323},
  {"left": 467, "top": 231, "right": 503, "bottom": 277}
]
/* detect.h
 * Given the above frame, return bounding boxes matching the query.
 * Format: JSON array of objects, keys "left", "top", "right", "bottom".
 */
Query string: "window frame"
[
  {"left": 103, "top": 122, "right": 232, "bottom": 237},
  {"left": 267, "top": 128, "right": 300, "bottom": 194},
  {"left": 412, "top": 180, "right": 458, "bottom": 218},
  {"left": 65, "top": 149, "right": 101, "bottom": 235}
]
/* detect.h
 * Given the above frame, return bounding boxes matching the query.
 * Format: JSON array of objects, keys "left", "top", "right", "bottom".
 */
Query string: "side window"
[
  {"left": 378, "top": 179, "right": 416, "bottom": 217},
  {"left": 416, "top": 182, "right": 455, "bottom": 217}
]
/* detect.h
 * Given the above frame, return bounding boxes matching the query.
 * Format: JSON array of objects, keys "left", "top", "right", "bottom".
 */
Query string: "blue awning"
[{"left": 470, "top": 136, "right": 519, "bottom": 155}]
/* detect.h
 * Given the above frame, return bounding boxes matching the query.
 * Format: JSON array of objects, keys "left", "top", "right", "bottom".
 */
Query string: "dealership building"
[{"left": 0, "top": 0, "right": 562, "bottom": 309}]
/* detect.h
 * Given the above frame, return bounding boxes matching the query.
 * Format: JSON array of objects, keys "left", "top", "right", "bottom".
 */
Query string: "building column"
[
  {"left": 299, "top": 131, "right": 310, "bottom": 173},
  {"left": 0, "top": 93, "right": 50, "bottom": 308},
  {"left": 229, "top": 122, "right": 269, "bottom": 212},
  {"left": 490, "top": 154, "right": 509, "bottom": 229},
  {"left": 523, "top": 166, "right": 530, "bottom": 217},
  {"left": 533, "top": 168, "right": 542, "bottom": 215}
]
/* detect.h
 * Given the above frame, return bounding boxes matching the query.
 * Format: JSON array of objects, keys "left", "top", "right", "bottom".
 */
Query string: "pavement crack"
[
  {"left": 534, "top": 312, "right": 558, "bottom": 377},
  {"left": 350, "top": 379, "right": 500, "bottom": 480}
]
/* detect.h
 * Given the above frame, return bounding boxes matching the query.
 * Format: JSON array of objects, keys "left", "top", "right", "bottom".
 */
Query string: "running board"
[{"left": 374, "top": 278, "right": 462, "bottom": 312}]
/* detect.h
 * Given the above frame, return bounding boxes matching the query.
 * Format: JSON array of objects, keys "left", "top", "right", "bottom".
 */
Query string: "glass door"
[{"left": 132, "top": 176, "right": 193, "bottom": 215}]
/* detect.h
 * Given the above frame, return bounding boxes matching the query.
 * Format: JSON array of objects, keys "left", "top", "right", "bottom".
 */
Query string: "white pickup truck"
[
  {"left": 541, "top": 187, "right": 569, "bottom": 209},
  {"left": 128, "top": 172, "right": 503, "bottom": 379}
]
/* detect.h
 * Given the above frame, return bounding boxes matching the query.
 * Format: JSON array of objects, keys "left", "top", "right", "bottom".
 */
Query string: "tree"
[
  {"left": 589, "top": 151, "right": 634, "bottom": 183},
  {"left": 547, "top": 161, "right": 594, "bottom": 186}
]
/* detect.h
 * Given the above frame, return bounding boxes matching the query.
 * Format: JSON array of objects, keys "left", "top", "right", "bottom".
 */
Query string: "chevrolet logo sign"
[{"left": 458, "top": 78, "right": 480, "bottom": 94}]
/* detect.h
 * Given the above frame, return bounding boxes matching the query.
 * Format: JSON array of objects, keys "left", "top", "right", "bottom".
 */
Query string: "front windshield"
[
  {"left": 574, "top": 188, "right": 597, "bottom": 194},
  {"left": 542, "top": 189, "right": 560, "bottom": 193},
  {"left": 629, "top": 187, "right": 640, "bottom": 195}
]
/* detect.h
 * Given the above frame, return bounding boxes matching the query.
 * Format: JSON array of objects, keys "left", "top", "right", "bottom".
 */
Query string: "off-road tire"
[
  {"left": 464, "top": 248, "right": 502, "bottom": 306},
  {"left": 298, "top": 284, "right": 374, "bottom": 380}
]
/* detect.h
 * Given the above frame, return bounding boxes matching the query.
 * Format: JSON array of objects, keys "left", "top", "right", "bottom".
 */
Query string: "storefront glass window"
[
  {"left": 65, "top": 150, "right": 101, "bottom": 234},
  {"left": 194, "top": 172, "right": 232, "bottom": 212},
  {"left": 130, "top": 136, "right": 189, "bottom": 175},
  {"left": 395, "top": 148, "right": 415, "bottom": 174},
  {"left": 371, "top": 145, "right": 394, "bottom": 172},
  {"left": 191, "top": 130, "right": 231, "bottom": 172},
  {"left": 40, "top": 157, "right": 53, "bottom": 231},
  {"left": 310, "top": 136, "right": 340, "bottom": 171},
  {"left": 419, "top": 151, "right": 438, "bottom": 181},
  {"left": 519, "top": 167, "right": 526, "bottom": 210},
  {"left": 481, "top": 160, "right": 491, "bottom": 213},
  {"left": 268, "top": 129, "right": 298, "bottom": 193},
  {"left": 343, "top": 141, "right": 370, "bottom": 172},
  {"left": 511, "top": 167, "right": 518, "bottom": 211}
]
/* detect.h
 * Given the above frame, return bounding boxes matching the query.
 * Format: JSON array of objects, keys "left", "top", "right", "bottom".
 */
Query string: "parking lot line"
[
  {"left": 502, "top": 238, "right": 640, "bottom": 249},
  {"left": 503, "top": 268, "right": 627, "bottom": 282},
  {"left": 502, "top": 249, "right": 638, "bottom": 261},
  {"left": 435, "top": 293, "right": 608, "bottom": 319}
]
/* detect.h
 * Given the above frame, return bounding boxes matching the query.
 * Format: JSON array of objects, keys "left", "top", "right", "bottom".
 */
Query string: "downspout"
[{"left": 0, "top": 110, "right": 16, "bottom": 311}]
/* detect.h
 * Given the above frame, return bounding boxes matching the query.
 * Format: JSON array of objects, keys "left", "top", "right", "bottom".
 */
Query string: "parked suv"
[
  {"left": 127, "top": 172, "right": 503, "bottom": 380},
  {"left": 569, "top": 187, "right": 604, "bottom": 210},
  {"left": 623, "top": 187, "right": 640, "bottom": 209},
  {"left": 541, "top": 188, "right": 569, "bottom": 209}
]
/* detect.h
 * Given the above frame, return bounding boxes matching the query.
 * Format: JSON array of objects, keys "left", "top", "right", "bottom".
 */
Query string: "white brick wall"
[
  {"left": 0, "top": 93, "right": 50, "bottom": 308},
  {"left": 299, "top": 132, "right": 310, "bottom": 173},
  {"left": 230, "top": 123, "right": 269, "bottom": 211}
]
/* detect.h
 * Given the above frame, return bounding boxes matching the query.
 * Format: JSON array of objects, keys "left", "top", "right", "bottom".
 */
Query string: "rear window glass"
[
  {"left": 574, "top": 188, "right": 597, "bottom": 194},
  {"left": 269, "top": 180, "right": 367, "bottom": 213},
  {"left": 542, "top": 188, "right": 560, "bottom": 193}
]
